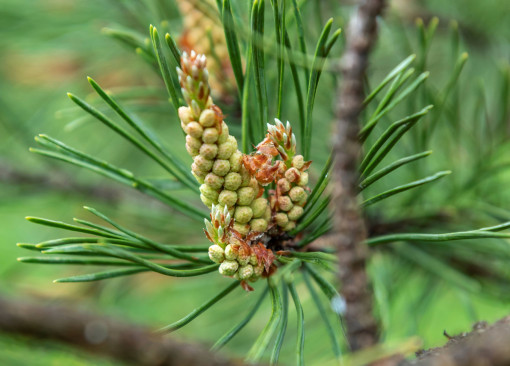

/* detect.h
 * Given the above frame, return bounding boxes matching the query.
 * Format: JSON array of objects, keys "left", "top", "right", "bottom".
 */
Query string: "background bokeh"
[{"left": 0, "top": 0, "right": 509, "bottom": 365}]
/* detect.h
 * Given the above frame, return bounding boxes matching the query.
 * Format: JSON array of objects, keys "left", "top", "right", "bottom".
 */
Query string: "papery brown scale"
[
  {"left": 302, "top": 160, "right": 312, "bottom": 171},
  {"left": 256, "top": 186, "right": 264, "bottom": 198},
  {"left": 240, "top": 280, "right": 254, "bottom": 292},
  {"left": 204, "top": 230, "right": 213, "bottom": 243}
]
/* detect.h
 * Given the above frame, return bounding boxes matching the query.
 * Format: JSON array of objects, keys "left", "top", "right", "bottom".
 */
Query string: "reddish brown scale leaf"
[
  {"left": 204, "top": 230, "right": 213, "bottom": 244},
  {"left": 240, "top": 280, "right": 254, "bottom": 292},
  {"left": 276, "top": 250, "right": 291, "bottom": 256},
  {"left": 302, "top": 160, "right": 312, "bottom": 171},
  {"left": 256, "top": 186, "right": 264, "bottom": 198}
]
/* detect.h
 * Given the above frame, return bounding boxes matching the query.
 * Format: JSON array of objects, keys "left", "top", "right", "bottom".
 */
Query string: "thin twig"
[{"left": 332, "top": 0, "right": 386, "bottom": 351}]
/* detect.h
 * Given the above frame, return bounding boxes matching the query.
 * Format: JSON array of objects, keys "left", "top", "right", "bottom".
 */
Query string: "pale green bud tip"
[
  {"left": 192, "top": 162, "right": 208, "bottom": 178},
  {"left": 199, "top": 109, "right": 217, "bottom": 127},
  {"left": 292, "top": 155, "right": 305, "bottom": 169},
  {"left": 233, "top": 222, "right": 250, "bottom": 236},
  {"left": 186, "top": 135, "right": 202, "bottom": 149},
  {"left": 298, "top": 171, "right": 309, "bottom": 186},
  {"left": 208, "top": 245, "right": 225, "bottom": 263},
  {"left": 283, "top": 221, "right": 296, "bottom": 232},
  {"left": 250, "top": 218, "right": 268, "bottom": 232},
  {"left": 277, "top": 178, "right": 291, "bottom": 193},
  {"left": 186, "top": 121, "right": 203, "bottom": 138},
  {"left": 224, "top": 244, "right": 237, "bottom": 260},
  {"left": 278, "top": 196, "right": 294, "bottom": 212},
  {"left": 285, "top": 167, "right": 301, "bottom": 183},
  {"left": 229, "top": 151, "right": 243, "bottom": 172},
  {"left": 251, "top": 197, "right": 268, "bottom": 218},
  {"left": 192, "top": 171, "right": 205, "bottom": 184},
  {"left": 205, "top": 173, "right": 224, "bottom": 190},
  {"left": 200, "top": 184, "right": 219, "bottom": 201},
  {"left": 287, "top": 206, "right": 304, "bottom": 221},
  {"left": 212, "top": 159, "right": 230, "bottom": 177},
  {"left": 200, "top": 194, "right": 215, "bottom": 207},
  {"left": 178, "top": 106, "right": 194, "bottom": 124},
  {"left": 217, "top": 136, "right": 237, "bottom": 159},
  {"left": 219, "top": 260, "right": 239, "bottom": 276},
  {"left": 237, "top": 186, "right": 255, "bottom": 206},
  {"left": 224, "top": 172, "right": 242, "bottom": 191},
  {"left": 275, "top": 212, "right": 289, "bottom": 227},
  {"left": 218, "top": 122, "right": 229, "bottom": 144},
  {"left": 289, "top": 186, "right": 306, "bottom": 203},
  {"left": 199, "top": 143, "right": 218, "bottom": 160},
  {"left": 238, "top": 264, "right": 254, "bottom": 280},
  {"left": 218, "top": 190, "right": 238, "bottom": 207},
  {"left": 202, "top": 128, "right": 219, "bottom": 144},
  {"left": 235, "top": 206, "right": 253, "bottom": 224},
  {"left": 194, "top": 155, "right": 213, "bottom": 172}
]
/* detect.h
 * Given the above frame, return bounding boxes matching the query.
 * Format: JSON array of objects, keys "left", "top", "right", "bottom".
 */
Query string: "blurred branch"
[
  {"left": 0, "top": 160, "right": 122, "bottom": 203},
  {"left": 401, "top": 316, "right": 510, "bottom": 366},
  {"left": 332, "top": 0, "right": 386, "bottom": 351},
  {"left": 0, "top": 295, "right": 247, "bottom": 366}
]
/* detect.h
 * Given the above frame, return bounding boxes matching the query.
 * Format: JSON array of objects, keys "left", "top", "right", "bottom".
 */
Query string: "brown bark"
[
  {"left": 332, "top": 0, "right": 386, "bottom": 351},
  {"left": 0, "top": 296, "right": 246, "bottom": 366},
  {"left": 399, "top": 316, "right": 510, "bottom": 366}
]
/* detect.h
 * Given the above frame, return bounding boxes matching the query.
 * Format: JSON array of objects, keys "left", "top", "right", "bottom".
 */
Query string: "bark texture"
[
  {"left": 332, "top": 0, "right": 386, "bottom": 351},
  {"left": 400, "top": 316, "right": 510, "bottom": 366},
  {"left": 0, "top": 296, "right": 246, "bottom": 366}
]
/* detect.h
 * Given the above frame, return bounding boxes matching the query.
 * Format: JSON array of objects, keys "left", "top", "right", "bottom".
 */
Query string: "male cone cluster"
[
  {"left": 176, "top": 0, "right": 236, "bottom": 100},
  {"left": 177, "top": 51, "right": 311, "bottom": 283},
  {"left": 177, "top": 51, "right": 269, "bottom": 236}
]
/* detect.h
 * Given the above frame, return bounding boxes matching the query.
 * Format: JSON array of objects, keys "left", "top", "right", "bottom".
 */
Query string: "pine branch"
[
  {"left": 0, "top": 295, "right": 248, "bottom": 366},
  {"left": 400, "top": 316, "right": 510, "bottom": 366},
  {"left": 332, "top": 0, "right": 386, "bottom": 351}
]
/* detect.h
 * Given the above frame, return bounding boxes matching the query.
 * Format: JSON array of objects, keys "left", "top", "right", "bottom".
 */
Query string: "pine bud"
[
  {"left": 229, "top": 150, "right": 243, "bottom": 172},
  {"left": 200, "top": 184, "right": 219, "bottom": 201},
  {"left": 224, "top": 172, "right": 242, "bottom": 191},
  {"left": 186, "top": 121, "right": 204, "bottom": 138},
  {"left": 224, "top": 244, "right": 238, "bottom": 260},
  {"left": 194, "top": 155, "right": 214, "bottom": 172},
  {"left": 240, "top": 166, "right": 251, "bottom": 187},
  {"left": 289, "top": 186, "right": 306, "bottom": 203},
  {"left": 198, "top": 143, "right": 218, "bottom": 160},
  {"left": 200, "top": 193, "right": 215, "bottom": 207},
  {"left": 204, "top": 173, "right": 224, "bottom": 190},
  {"left": 250, "top": 218, "right": 268, "bottom": 232},
  {"left": 275, "top": 212, "right": 289, "bottom": 227},
  {"left": 251, "top": 197, "right": 268, "bottom": 218},
  {"left": 192, "top": 163, "right": 207, "bottom": 180},
  {"left": 298, "top": 171, "right": 309, "bottom": 186},
  {"left": 237, "top": 187, "right": 255, "bottom": 205},
  {"left": 287, "top": 205, "right": 304, "bottom": 221},
  {"left": 208, "top": 244, "right": 225, "bottom": 263},
  {"left": 178, "top": 106, "right": 194, "bottom": 124},
  {"left": 285, "top": 167, "right": 301, "bottom": 183},
  {"left": 186, "top": 135, "right": 202, "bottom": 150},
  {"left": 292, "top": 155, "right": 305, "bottom": 169},
  {"left": 233, "top": 222, "right": 250, "bottom": 235},
  {"left": 212, "top": 159, "right": 230, "bottom": 176},
  {"left": 219, "top": 260, "right": 238, "bottom": 276},
  {"left": 253, "top": 263, "right": 264, "bottom": 277},
  {"left": 186, "top": 142, "right": 199, "bottom": 156},
  {"left": 277, "top": 178, "right": 291, "bottom": 193},
  {"left": 217, "top": 135, "right": 237, "bottom": 159},
  {"left": 278, "top": 195, "right": 293, "bottom": 211},
  {"left": 199, "top": 109, "right": 217, "bottom": 127},
  {"left": 218, "top": 189, "right": 238, "bottom": 207},
  {"left": 217, "top": 121, "right": 229, "bottom": 144},
  {"left": 234, "top": 206, "right": 253, "bottom": 224},
  {"left": 263, "top": 206, "right": 272, "bottom": 221},
  {"left": 283, "top": 221, "right": 296, "bottom": 232},
  {"left": 202, "top": 127, "right": 219, "bottom": 144},
  {"left": 238, "top": 264, "right": 254, "bottom": 280},
  {"left": 250, "top": 253, "right": 258, "bottom": 266}
]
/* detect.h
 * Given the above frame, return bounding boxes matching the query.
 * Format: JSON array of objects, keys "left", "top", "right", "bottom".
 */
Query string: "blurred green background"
[{"left": 0, "top": 0, "right": 509, "bottom": 365}]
